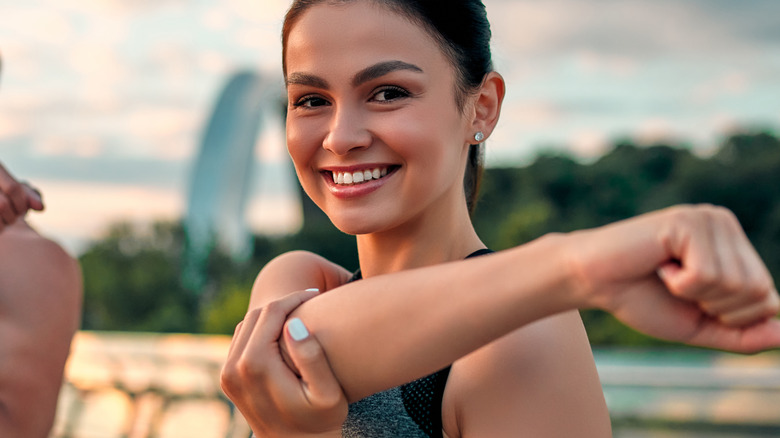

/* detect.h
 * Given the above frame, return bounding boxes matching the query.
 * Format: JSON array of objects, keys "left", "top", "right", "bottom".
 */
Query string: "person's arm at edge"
[{"left": 0, "top": 221, "right": 83, "bottom": 438}]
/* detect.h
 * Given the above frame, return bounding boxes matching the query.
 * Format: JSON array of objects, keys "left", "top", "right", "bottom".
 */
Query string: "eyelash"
[
  {"left": 292, "top": 95, "right": 328, "bottom": 109},
  {"left": 291, "top": 85, "right": 412, "bottom": 109},
  {"left": 371, "top": 86, "right": 411, "bottom": 102}
]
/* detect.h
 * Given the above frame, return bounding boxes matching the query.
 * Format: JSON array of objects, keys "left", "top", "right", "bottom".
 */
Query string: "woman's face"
[{"left": 285, "top": 1, "right": 474, "bottom": 235}]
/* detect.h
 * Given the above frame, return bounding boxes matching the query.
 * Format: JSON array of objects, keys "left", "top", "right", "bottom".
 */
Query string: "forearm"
[{"left": 288, "top": 234, "right": 581, "bottom": 401}]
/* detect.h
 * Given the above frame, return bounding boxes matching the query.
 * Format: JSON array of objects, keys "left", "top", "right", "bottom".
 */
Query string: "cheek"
[
  {"left": 286, "top": 119, "right": 319, "bottom": 169},
  {"left": 382, "top": 106, "right": 465, "bottom": 168}
]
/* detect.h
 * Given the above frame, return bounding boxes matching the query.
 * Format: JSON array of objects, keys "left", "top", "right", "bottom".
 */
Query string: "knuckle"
[
  {"left": 262, "top": 300, "right": 284, "bottom": 317},
  {"left": 690, "top": 267, "right": 718, "bottom": 289},
  {"left": 766, "top": 291, "right": 780, "bottom": 315},
  {"left": 6, "top": 181, "right": 23, "bottom": 198},
  {"left": 245, "top": 307, "right": 263, "bottom": 321},
  {"left": 748, "top": 284, "right": 769, "bottom": 303},
  {"left": 220, "top": 364, "right": 240, "bottom": 394}
]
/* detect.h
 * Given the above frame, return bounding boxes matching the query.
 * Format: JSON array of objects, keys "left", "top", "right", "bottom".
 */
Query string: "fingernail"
[
  {"left": 288, "top": 318, "right": 309, "bottom": 341},
  {"left": 305, "top": 288, "right": 320, "bottom": 292}
]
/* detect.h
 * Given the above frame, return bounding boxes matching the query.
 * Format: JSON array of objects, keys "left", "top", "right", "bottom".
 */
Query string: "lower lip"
[{"left": 323, "top": 170, "right": 396, "bottom": 199}]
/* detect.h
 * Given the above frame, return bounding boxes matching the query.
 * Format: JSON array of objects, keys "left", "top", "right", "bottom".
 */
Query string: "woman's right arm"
[{"left": 266, "top": 205, "right": 779, "bottom": 403}]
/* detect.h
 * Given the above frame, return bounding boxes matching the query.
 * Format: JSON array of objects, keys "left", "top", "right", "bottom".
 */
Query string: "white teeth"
[{"left": 331, "top": 167, "right": 391, "bottom": 185}]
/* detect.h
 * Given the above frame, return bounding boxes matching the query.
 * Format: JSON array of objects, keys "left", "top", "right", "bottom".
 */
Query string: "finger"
[
  {"left": 662, "top": 207, "right": 721, "bottom": 301},
  {"left": 719, "top": 291, "right": 780, "bottom": 327},
  {"left": 0, "top": 166, "right": 27, "bottom": 216},
  {"left": 253, "top": 288, "right": 320, "bottom": 346},
  {"left": 687, "top": 317, "right": 780, "bottom": 353},
  {"left": 284, "top": 318, "right": 345, "bottom": 408},
  {"left": 23, "top": 183, "right": 44, "bottom": 211},
  {"left": 706, "top": 209, "right": 746, "bottom": 301},
  {"left": 225, "top": 319, "right": 246, "bottom": 361},
  {"left": 221, "top": 310, "right": 265, "bottom": 397},
  {"left": 698, "top": 214, "right": 777, "bottom": 321},
  {"left": 0, "top": 197, "right": 16, "bottom": 225},
  {"left": 7, "top": 183, "right": 27, "bottom": 216}
]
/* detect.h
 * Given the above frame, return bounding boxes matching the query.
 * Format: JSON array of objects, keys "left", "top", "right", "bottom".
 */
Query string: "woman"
[{"left": 221, "top": 1, "right": 780, "bottom": 437}]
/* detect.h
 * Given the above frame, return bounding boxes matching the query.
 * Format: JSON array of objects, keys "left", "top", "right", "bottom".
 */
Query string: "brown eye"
[
  {"left": 294, "top": 95, "right": 329, "bottom": 108},
  {"left": 372, "top": 86, "right": 410, "bottom": 102}
]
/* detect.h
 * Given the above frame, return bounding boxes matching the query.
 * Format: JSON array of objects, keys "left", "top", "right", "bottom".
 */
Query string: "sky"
[{"left": 1, "top": 0, "right": 779, "bottom": 255}]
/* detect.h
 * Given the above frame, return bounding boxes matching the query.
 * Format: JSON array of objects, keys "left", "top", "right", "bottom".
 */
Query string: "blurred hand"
[
  {"left": 221, "top": 288, "right": 347, "bottom": 438},
  {"left": 0, "top": 162, "right": 44, "bottom": 232},
  {"left": 569, "top": 204, "right": 780, "bottom": 353}
]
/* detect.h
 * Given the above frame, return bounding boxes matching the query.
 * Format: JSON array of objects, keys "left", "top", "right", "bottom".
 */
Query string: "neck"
[{"left": 355, "top": 198, "right": 485, "bottom": 278}]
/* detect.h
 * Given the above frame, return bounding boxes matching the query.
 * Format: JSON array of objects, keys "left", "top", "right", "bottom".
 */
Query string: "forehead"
[{"left": 285, "top": 1, "right": 451, "bottom": 78}]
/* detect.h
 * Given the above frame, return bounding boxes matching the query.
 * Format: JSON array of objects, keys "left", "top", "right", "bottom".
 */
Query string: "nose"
[{"left": 322, "top": 105, "right": 371, "bottom": 156}]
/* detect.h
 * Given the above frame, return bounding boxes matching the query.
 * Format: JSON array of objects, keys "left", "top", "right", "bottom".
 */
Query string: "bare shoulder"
[
  {"left": 249, "top": 250, "right": 353, "bottom": 309},
  {"left": 442, "top": 311, "right": 611, "bottom": 438},
  {"left": 0, "top": 221, "right": 82, "bottom": 316}
]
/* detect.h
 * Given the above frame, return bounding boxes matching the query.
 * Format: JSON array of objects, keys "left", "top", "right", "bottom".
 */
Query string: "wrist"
[{"left": 540, "top": 231, "right": 594, "bottom": 311}]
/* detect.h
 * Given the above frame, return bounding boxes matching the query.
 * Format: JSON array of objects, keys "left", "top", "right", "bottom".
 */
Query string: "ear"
[{"left": 468, "top": 72, "right": 505, "bottom": 143}]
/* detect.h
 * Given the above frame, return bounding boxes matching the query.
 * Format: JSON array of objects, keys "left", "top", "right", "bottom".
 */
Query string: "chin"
[
  {"left": 327, "top": 212, "right": 392, "bottom": 236},
  {"left": 329, "top": 218, "right": 378, "bottom": 236}
]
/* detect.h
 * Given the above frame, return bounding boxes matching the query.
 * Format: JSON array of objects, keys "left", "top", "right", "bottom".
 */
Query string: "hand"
[
  {"left": 569, "top": 204, "right": 780, "bottom": 353},
  {"left": 0, "top": 162, "right": 44, "bottom": 232},
  {"left": 221, "top": 289, "right": 347, "bottom": 437}
]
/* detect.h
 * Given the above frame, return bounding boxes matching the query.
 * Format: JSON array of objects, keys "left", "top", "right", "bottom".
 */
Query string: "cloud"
[
  {"left": 0, "top": 114, "right": 29, "bottom": 139},
  {"left": 25, "top": 179, "right": 184, "bottom": 255},
  {"left": 487, "top": 0, "right": 776, "bottom": 59},
  {"left": 689, "top": 72, "right": 751, "bottom": 105},
  {"left": 32, "top": 135, "right": 104, "bottom": 159}
]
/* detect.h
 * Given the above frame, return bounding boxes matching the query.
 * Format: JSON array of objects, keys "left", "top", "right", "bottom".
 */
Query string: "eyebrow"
[
  {"left": 351, "top": 60, "right": 423, "bottom": 87},
  {"left": 285, "top": 60, "right": 424, "bottom": 89}
]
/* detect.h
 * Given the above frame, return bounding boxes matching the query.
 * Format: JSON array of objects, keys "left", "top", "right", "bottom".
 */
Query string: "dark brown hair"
[{"left": 282, "top": 0, "right": 493, "bottom": 213}]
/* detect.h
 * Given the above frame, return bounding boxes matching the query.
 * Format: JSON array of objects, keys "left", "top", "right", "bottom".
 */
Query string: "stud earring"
[{"left": 474, "top": 132, "right": 485, "bottom": 142}]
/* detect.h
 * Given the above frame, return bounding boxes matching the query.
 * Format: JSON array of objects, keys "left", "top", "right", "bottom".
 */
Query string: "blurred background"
[{"left": 1, "top": 0, "right": 780, "bottom": 437}]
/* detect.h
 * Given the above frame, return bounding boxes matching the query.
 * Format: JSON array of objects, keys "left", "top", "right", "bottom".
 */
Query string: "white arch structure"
[{"left": 185, "top": 71, "right": 285, "bottom": 267}]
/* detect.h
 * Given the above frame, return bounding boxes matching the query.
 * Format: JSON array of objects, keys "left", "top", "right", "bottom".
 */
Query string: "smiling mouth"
[{"left": 328, "top": 166, "right": 397, "bottom": 185}]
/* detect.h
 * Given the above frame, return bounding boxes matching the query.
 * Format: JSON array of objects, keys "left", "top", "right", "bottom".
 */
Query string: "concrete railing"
[
  {"left": 52, "top": 331, "right": 250, "bottom": 438},
  {"left": 51, "top": 332, "right": 780, "bottom": 438}
]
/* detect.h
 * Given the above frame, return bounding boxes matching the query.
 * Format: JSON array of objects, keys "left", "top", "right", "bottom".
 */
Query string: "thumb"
[{"left": 285, "top": 318, "right": 345, "bottom": 407}]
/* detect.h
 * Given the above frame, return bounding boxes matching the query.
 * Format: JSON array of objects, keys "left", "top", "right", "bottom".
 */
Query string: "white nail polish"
[
  {"left": 288, "top": 318, "right": 309, "bottom": 341},
  {"left": 305, "top": 288, "right": 320, "bottom": 292}
]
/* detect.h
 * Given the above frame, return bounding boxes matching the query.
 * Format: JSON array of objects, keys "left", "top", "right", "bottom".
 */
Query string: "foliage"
[
  {"left": 473, "top": 130, "right": 780, "bottom": 346},
  {"left": 78, "top": 130, "right": 780, "bottom": 346}
]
